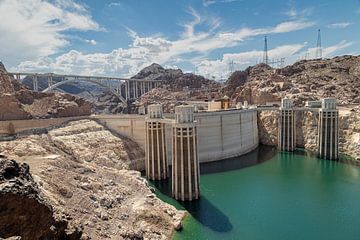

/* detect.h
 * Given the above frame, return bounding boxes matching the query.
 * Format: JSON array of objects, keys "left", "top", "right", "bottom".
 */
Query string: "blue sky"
[{"left": 0, "top": 0, "right": 359, "bottom": 78}]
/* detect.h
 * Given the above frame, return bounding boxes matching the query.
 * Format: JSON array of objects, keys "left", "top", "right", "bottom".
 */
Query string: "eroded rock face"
[
  {"left": 132, "top": 63, "right": 220, "bottom": 91},
  {"left": 0, "top": 120, "right": 185, "bottom": 239},
  {"left": 225, "top": 55, "right": 360, "bottom": 105},
  {"left": 130, "top": 63, "right": 222, "bottom": 113},
  {"left": 0, "top": 157, "right": 82, "bottom": 239},
  {"left": 0, "top": 63, "right": 92, "bottom": 120},
  {"left": 257, "top": 109, "right": 360, "bottom": 162}
]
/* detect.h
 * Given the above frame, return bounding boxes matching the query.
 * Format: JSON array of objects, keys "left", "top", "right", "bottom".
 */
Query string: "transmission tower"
[
  {"left": 316, "top": 29, "right": 322, "bottom": 59},
  {"left": 229, "top": 60, "right": 235, "bottom": 73},
  {"left": 263, "top": 35, "right": 269, "bottom": 65}
]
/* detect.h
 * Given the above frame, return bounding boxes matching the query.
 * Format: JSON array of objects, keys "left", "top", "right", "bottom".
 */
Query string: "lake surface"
[{"left": 151, "top": 146, "right": 360, "bottom": 240}]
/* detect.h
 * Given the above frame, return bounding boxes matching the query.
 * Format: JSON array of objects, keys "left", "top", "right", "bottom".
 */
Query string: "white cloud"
[
  {"left": 196, "top": 44, "right": 306, "bottom": 78},
  {"left": 284, "top": 7, "right": 313, "bottom": 19},
  {"left": 203, "top": 0, "right": 242, "bottom": 7},
  {"left": 196, "top": 40, "right": 353, "bottom": 79},
  {"left": 284, "top": 0, "right": 313, "bottom": 20},
  {"left": 108, "top": 2, "right": 121, "bottom": 7},
  {"left": 297, "top": 40, "right": 353, "bottom": 59},
  {"left": 85, "top": 39, "right": 97, "bottom": 45},
  {"left": 12, "top": 8, "right": 315, "bottom": 78},
  {"left": 321, "top": 40, "right": 353, "bottom": 57},
  {"left": 0, "top": 0, "right": 100, "bottom": 66},
  {"left": 327, "top": 22, "right": 353, "bottom": 29}
]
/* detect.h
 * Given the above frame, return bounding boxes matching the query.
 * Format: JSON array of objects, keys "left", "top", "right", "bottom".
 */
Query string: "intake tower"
[
  {"left": 318, "top": 98, "right": 339, "bottom": 160},
  {"left": 145, "top": 104, "right": 168, "bottom": 180},
  {"left": 172, "top": 105, "right": 200, "bottom": 201},
  {"left": 278, "top": 98, "right": 296, "bottom": 151}
]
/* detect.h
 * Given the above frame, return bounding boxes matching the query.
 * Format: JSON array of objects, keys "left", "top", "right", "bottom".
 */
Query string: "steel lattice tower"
[
  {"left": 263, "top": 36, "right": 269, "bottom": 65},
  {"left": 316, "top": 29, "right": 322, "bottom": 59}
]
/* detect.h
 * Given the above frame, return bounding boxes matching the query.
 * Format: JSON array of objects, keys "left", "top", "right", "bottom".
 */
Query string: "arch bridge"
[{"left": 8, "top": 72, "right": 163, "bottom": 104}]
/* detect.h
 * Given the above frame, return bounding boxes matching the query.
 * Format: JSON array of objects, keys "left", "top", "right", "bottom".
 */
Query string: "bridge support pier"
[
  {"left": 47, "top": 76, "right": 53, "bottom": 90},
  {"left": 145, "top": 104, "right": 168, "bottom": 180},
  {"left": 135, "top": 81, "right": 138, "bottom": 98},
  {"left": 32, "top": 75, "right": 39, "bottom": 91},
  {"left": 141, "top": 82, "right": 145, "bottom": 95},
  {"left": 172, "top": 105, "right": 200, "bottom": 201},
  {"left": 278, "top": 98, "right": 296, "bottom": 151},
  {"left": 318, "top": 98, "right": 338, "bottom": 160}
]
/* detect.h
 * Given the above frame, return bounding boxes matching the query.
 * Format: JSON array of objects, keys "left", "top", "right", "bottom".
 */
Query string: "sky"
[{"left": 0, "top": 0, "right": 360, "bottom": 79}]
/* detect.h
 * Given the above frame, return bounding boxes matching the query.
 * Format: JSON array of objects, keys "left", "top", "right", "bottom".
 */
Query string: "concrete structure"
[
  {"left": 93, "top": 115, "right": 147, "bottom": 147},
  {"left": 172, "top": 105, "right": 200, "bottom": 201},
  {"left": 0, "top": 116, "right": 85, "bottom": 136},
  {"left": 318, "top": 98, "right": 339, "bottom": 160},
  {"left": 208, "top": 101, "right": 222, "bottom": 111},
  {"left": 145, "top": 105, "right": 168, "bottom": 180},
  {"left": 92, "top": 109, "right": 259, "bottom": 164},
  {"left": 278, "top": 98, "right": 296, "bottom": 151},
  {"left": 138, "top": 106, "right": 146, "bottom": 115},
  {"left": 305, "top": 100, "right": 322, "bottom": 108},
  {"left": 8, "top": 72, "right": 163, "bottom": 104},
  {"left": 222, "top": 96, "right": 230, "bottom": 109},
  {"left": 195, "top": 109, "right": 258, "bottom": 162},
  {"left": 243, "top": 101, "right": 249, "bottom": 109},
  {"left": 207, "top": 96, "right": 230, "bottom": 111}
]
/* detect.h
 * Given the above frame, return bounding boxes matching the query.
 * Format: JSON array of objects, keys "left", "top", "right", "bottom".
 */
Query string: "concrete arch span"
[{"left": 42, "top": 78, "right": 127, "bottom": 104}]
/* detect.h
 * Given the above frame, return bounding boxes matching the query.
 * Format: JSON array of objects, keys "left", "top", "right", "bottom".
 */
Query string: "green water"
[{"left": 151, "top": 146, "right": 360, "bottom": 240}]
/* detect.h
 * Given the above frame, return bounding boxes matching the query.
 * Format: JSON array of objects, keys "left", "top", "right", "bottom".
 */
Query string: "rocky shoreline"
[{"left": 0, "top": 120, "right": 185, "bottom": 239}]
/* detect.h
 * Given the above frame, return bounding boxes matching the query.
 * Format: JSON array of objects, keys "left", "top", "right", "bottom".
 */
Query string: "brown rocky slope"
[
  {"left": 0, "top": 120, "right": 185, "bottom": 239},
  {"left": 0, "top": 157, "right": 82, "bottom": 239},
  {"left": 134, "top": 63, "right": 221, "bottom": 113},
  {"left": 0, "top": 62, "right": 92, "bottom": 120},
  {"left": 225, "top": 55, "right": 360, "bottom": 105}
]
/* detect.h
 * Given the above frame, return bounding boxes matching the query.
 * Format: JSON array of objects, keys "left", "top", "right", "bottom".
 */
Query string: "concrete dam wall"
[
  {"left": 195, "top": 109, "right": 259, "bottom": 162},
  {"left": 93, "top": 109, "right": 259, "bottom": 163},
  {"left": 0, "top": 110, "right": 259, "bottom": 163}
]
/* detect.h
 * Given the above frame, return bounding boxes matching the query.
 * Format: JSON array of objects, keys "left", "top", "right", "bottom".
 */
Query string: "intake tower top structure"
[
  {"left": 175, "top": 105, "right": 195, "bottom": 124},
  {"left": 148, "top": 104, "right": 163, "bottom": 119},
  {"left": 321, "top": 98, "right": 337, "bottom": 110},
  {"left": 280, "top": 97, "right": 294, "bottom": 109}
]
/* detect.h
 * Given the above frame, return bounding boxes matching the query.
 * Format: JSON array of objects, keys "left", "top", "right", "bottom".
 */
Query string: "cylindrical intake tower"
[
  {"left": 278, "top": 98, "right": 296, "bottom": 151},
  {"left": 172, "top": 105, "right": 200, "bottom": 201},
  {"left": 145, "top": 104, "right": 168, "bottom": 180},
  {"left": 318, "top": 98, "right": 339, "bottom": 160}
]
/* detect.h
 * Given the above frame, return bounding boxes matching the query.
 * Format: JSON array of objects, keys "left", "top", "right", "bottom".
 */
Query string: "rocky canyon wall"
[
  {"left": 0, "top": 63, "right": 92, "bottom": 120},
  {"left": 0, "top": 120, "right": 184, "bottom": 239},
  {"left": 258, "top": 110, "right": 360, "bottom": 162}
]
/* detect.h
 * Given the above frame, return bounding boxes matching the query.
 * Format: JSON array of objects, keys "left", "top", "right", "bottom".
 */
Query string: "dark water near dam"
[{"left": 150, "top": 146, "right": 360, "bottom": 240}]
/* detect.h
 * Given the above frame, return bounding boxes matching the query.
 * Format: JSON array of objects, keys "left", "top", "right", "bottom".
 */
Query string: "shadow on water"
[
  {"left": 292, "top": 148, "right": 360, "bottom": 167},
  {"left": 152, "top": 179, "right": 233, "bottom": 233},
  {"left": 200, "top": 145, "right": 277, "bottom": 174},
  {"left": 181, "top": 196, "right": 233, "bottom": 233}
]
